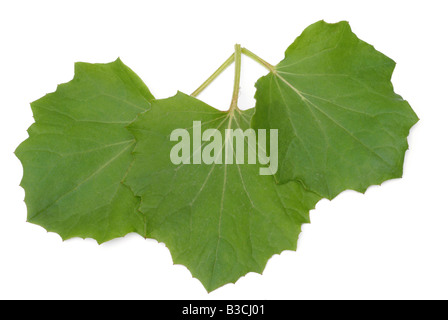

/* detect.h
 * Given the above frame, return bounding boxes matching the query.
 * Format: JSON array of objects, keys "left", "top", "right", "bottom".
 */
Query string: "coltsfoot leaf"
[
  {"left": 16, "top": 59, "right": 154, "bottom": 243},
  {"left": 252, "top": 21, "right": 419, "bottom": 199},
  {"left": 15, "top": 20, "right": 418, "bottom": 292},
  {"left": 125, "top": 92, "right": 321, "bottom": 292}
]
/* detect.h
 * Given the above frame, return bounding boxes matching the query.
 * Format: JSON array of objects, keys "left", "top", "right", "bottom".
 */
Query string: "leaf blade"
[
  {"left": 252, "top": 20, "right": 418, "bottom": 199},
  {"left": 16, "top": 59, "right": 153, "bottom": 243},
  {"left": 125, "top": 92, "right": 321, "bottom": 291}
]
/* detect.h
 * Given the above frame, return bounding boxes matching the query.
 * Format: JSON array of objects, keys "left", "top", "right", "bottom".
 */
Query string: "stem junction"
[{"left": 190, "top": 45, "right": 275, "bottom": 112}]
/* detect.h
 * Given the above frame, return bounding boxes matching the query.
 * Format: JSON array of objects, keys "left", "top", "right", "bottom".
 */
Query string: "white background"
[{"left": 0, "top": 0, "right": 447, "bottom": 300}]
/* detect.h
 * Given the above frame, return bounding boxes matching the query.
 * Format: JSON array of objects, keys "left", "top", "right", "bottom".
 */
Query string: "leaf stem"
[
  {"left": 191, "top": 53, "right": 235, "bottom": 97},
  {"left": 241, "top": 47, "right": 275, "bottom": 72},
  {"left": 229, "top": 44, "right": 242, "bottom": 111},
  {"left": 191, "top": 46, "right": 275, "bottom": 111}
]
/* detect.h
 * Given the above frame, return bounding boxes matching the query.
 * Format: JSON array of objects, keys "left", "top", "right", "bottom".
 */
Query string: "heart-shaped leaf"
[
  {"left": 16, "top": 59, "right": 153, "bottom": 243},
  {"left": 125, "top": 92, "right": 321, "bottom": 292},
  {"left": 252, "top": 21, "right": 418, "bottom": 199}
]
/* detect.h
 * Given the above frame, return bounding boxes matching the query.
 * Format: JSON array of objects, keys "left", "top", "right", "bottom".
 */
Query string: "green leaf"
[
  {"left": 125, "top": 92, "right": 321, "bottom": 292},
  {"left": 252, "top": 21, "right": 419, "bottom": 199},
  {"left": 15, "top": 59, "right": 154, "bottom": 243}
]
